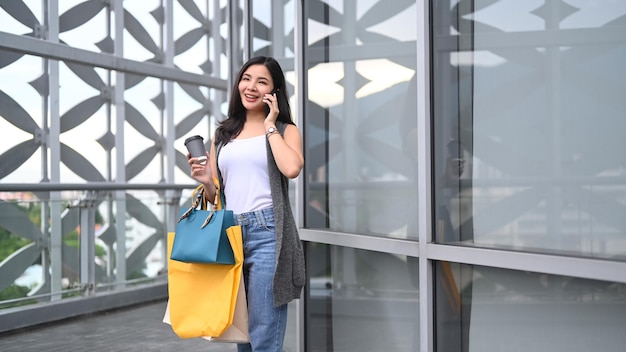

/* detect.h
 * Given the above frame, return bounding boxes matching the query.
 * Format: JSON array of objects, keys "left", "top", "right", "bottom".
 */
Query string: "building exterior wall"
[{"left": 297, "top": 1, "right": 626, "bottom": 352}]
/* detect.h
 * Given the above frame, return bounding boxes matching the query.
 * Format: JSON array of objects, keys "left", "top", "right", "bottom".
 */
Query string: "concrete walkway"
[{"left": 0, "top": 300, "right": 238, "bottom": 352}]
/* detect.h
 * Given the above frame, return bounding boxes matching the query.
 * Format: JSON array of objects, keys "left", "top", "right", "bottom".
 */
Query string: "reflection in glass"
[
  {"left": 436, "top": 262, "right": 626, "bottom": 352},
  {"left": 433, "top": 0, "right": 626, "bottom": 258},
  {"left": 306, "top": 243, "right": 419, "bottom": 352},
  {"left": 248, "top": 2, "right": 300, "bottom": 350},
  {"left": 303, "top": 0, "right": 419, "bottom": 239}
]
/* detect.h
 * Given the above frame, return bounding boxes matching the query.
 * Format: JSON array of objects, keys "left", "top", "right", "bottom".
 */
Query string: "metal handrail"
[
  {"left": 0, "top": 183, "right": 190, "bottom": 317},
  {"left": 0, "top": 183, "right": 197, "bottom": 192}
]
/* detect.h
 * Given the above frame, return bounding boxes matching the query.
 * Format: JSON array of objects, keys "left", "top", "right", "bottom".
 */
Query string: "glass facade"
[
  {"left": 302, "top": 0, "right": 626, "bottom": 351},
  {"left": 435, "top": 263, "right": 626, "bottom": 352},
  {"left": 303, "top": 1, "right": 419, "bottom": 239},
  {"left": 432, "top": 0, "right": 626, "bottom": 258},
  {"left": 2, "top": 1, "right": 626, "bottom": 351},
  {"left": 306, "top": 244, "right": 419, "bottom": 351},
  {"left": 427, "top": 2, "right": 626, "bottom": 349}
]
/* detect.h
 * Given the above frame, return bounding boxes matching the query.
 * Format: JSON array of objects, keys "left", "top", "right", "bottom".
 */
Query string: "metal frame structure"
[{"left": 0, "top": 0, "right": 235, "bottom": 328}]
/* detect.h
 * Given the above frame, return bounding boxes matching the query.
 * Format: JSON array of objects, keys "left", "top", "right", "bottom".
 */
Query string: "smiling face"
[{"left": 238, "top": 64, "right": 275, "bottom": 113}]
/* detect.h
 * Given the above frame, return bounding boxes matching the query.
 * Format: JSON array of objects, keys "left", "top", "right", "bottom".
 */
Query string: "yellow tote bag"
[{"left": 165, "top": 224, "right": 243, "bottom": 338}]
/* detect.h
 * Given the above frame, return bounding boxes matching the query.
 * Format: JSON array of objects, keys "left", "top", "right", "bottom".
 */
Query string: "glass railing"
[{"left": 0, "top": 183, "right": 195, "bottom": 310}]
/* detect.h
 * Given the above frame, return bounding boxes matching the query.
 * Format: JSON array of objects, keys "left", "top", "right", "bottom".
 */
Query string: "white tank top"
[{"left": 218, "top": 135, "right": 272, "bottom": 214}]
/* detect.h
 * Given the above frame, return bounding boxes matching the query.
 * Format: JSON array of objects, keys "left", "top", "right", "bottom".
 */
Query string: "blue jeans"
[{"left": 234, "top": 207, "right": 287, "bottom": 352}]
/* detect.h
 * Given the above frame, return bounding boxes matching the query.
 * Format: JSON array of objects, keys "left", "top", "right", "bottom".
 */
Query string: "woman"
[{"left": 187, "top": 56, "right": 305, "bottom": 352}]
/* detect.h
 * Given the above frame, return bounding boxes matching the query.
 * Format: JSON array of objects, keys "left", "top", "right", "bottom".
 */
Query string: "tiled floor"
[{"left": 0, "top": 300, "right": 238, "bottom": 352}]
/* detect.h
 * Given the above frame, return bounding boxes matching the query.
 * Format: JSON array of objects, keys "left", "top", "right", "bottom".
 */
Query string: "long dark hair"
[{"left": 214, "top": 56, "right": 294, "bottom": 146}]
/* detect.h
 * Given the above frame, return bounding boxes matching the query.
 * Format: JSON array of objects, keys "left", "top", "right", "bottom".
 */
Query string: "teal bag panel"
[{"left": 171, "top": 207, "right": 235, "bottom": 264}]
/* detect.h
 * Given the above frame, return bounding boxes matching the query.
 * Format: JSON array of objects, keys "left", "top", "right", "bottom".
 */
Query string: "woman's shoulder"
[{"left": 276, "top": 120, "right": 297, "bottom": 133}]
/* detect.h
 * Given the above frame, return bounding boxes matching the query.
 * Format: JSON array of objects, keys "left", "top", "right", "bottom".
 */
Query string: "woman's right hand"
[{"left": 187, "top": 151, "right": 213, "bottom": 185}]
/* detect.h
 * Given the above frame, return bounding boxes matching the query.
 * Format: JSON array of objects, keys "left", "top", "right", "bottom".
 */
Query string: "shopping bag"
[
  {"left": 165, "top": 224, "right": 244, "bottom": 338},
  {"left": 170, "top": 188, "right": 235, "bottom": 264},
  {"left": 163, "top": 273, "right": 250, "bottom": 343},
  {"left": 205, "top": 276, "right": 250, "bottom": 343}
]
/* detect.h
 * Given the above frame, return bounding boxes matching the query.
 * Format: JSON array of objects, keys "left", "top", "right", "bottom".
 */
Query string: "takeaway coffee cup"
[{"left": 184, "top": 135, "right": 207, "bottom": 165}]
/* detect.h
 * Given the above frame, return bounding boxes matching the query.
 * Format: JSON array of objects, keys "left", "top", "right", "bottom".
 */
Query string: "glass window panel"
[
  {"left": 435, "top": 262, "right": 626, "bottom": 352},
  {"left": 304, "top": 0, "right": 419, "bottom": 239},
  {"left": 306, "top": 243, "right": 419, "bottom": 351},
  {"left": 432, "top": 0, "right": 626, "bottom": 258},
  {"left": 249, "top": 3, "right": 299, "bottom": 350},
  {"left": 0, "top": 190, "right": 170, "bottom": 309},
  {"left": 0, "top": 196, "right": 50, "bottom": 309},
  {"left": 117, "top": 191, "right": 167, "bottom": 283}
]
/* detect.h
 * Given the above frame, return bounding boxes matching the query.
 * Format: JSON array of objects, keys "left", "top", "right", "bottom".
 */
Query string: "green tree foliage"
[
  {"left": 0, "top": 202, "right": 36, "bottom": 309},
  {"left": 0, "top": 285, "right": 36, "bottom": 309},
  {"left": 0, "top": 198, "right": 107, "bottom": 309},
  {"left": 0, "top": 227, "right": 31, "bottom": 263},
  {"left": 63, "top": 230, "right": 107, "bottom": 257}
]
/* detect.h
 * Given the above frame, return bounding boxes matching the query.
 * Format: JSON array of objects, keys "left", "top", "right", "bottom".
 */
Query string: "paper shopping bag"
[
  {"left": 163, "top": 272, "right": 250, "bottom": 343},
  {"left": 164, "top": 224, "right": 243, "bottom": 338},
  {"left": 204, "top": 275, "right": 249, "bottom": 343}
]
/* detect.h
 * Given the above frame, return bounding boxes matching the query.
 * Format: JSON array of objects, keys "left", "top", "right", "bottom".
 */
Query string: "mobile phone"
[{"left": 265, "top": 88, "right": 279, "bottom": 115}]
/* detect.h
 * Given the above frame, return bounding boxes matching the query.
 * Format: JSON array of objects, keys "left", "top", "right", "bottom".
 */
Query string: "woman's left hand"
[{"left": 263, "top": 91, "right": 279, "bottom": 126}]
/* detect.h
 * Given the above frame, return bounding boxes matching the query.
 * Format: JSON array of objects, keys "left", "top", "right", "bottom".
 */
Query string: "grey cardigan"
[{"left": 216, "top": 121, "right": 305, "bottom": 307}]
